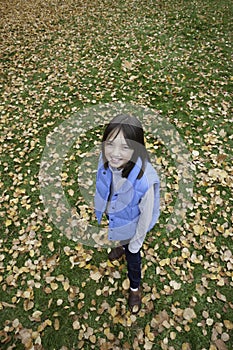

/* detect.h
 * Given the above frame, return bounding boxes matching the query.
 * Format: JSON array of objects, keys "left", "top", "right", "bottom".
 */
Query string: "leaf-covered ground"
[{"left": 0, "top": 0, "right": 232, "bottom": 349}]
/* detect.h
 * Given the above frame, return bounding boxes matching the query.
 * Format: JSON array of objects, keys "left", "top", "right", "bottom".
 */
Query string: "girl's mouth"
[{"left": 110, "top": 158, "right": 122, "bottom": 164}]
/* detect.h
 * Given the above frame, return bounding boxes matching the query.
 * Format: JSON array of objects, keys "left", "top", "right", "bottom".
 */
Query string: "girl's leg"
[{"left": 124, "top": 244, "right": 141, "bottom": 289}]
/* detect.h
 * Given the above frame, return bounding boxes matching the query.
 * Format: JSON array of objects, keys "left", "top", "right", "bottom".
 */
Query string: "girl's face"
[{"left": 104, "top": 129, "right": 134, "bottom": 168}]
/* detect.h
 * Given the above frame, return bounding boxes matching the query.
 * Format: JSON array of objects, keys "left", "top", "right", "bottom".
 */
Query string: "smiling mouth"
[{"left": 110, "top": 158, "right": 122, "bottom": 163}]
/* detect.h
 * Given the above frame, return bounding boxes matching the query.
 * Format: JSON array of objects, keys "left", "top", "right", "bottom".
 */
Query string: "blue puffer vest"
[{"left": 95, "top": 155, "right": 160, "bottom": 241}]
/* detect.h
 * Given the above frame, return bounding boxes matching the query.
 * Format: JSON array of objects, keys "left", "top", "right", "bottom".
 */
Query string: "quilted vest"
[{"left": 95, "top": 155, "right": 160, "bottom": 241}]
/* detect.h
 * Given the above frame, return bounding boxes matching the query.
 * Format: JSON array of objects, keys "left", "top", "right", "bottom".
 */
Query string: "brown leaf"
[
  {"left": 37, "top": 319, "right": 52, "bottom": 332},
  {"left": 29, "top": 310, "right": 42, "bottom": 322},
  {"left": 151, "top": 309, "right": 170, "bottom": 332},
  {"left": 18, "top": 328, "right": 33, "bottom": 348},
  {"left": 1, "top": 301, "right": 16, "bottom": 308},
  {"left": 23, "top": 300, "right": 34, "bottom": 311},
  {"left": 214, "top": 339, "right": 228, "bottom": 350},
  {"left": 122, "top": 60, "right": 133, "bottom": 70},
  {"left": 183, "top": 308, "right": 197, "bottom": 321},
  {"left": 216, "top": 291, "right": 227, "bottom": 302},
  {"left": 196, "top": 284, "right": 206, "bottom": 296}
]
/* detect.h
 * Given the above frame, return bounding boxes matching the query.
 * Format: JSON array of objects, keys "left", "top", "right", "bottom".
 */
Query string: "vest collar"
[{"left": 104, "top": 156, "right": 142, "bottom": 194}]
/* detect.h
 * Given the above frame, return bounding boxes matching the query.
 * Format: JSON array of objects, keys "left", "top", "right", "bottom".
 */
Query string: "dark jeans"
[{"left": 123, "top": 244, "right": 141, "bottom": 289}]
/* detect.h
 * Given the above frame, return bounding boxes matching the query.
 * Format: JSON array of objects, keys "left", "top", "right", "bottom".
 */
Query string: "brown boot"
[
  {"left": 108, "top": 246, "right": 125, "bottom": 261},
  {"left": 128, "top": 288, "right": 141, "bottom": 314}
]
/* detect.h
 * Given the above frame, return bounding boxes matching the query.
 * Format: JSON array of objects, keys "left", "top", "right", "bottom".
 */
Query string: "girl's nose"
[{"left": 112, "top": 146, "right": 121, "bottom": 157}]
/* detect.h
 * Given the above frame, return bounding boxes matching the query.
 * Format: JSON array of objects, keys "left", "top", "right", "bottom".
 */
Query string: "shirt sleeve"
[{"left": 128, "top": 185, "right": 155, "bottom": 253}]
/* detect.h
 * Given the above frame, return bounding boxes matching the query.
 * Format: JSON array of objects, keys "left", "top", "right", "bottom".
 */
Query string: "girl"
[{"left": 95, "top": 114, "right": 160, "bottom": 313}]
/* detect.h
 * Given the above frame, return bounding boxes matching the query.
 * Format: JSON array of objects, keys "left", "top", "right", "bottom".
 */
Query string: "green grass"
[{"left": 0, "top": 0, "right": 232, "bottom": 349}]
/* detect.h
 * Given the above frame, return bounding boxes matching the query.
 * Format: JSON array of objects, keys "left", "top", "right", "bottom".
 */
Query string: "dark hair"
[{"left": 102, "top": 114, "right": 150, "bottom": 179}]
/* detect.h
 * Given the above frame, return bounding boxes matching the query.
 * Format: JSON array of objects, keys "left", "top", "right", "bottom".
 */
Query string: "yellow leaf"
[
  {"left": 63, "top": 281, "right": 70, "bottom": 291},
  {"left": 167, "top": 247, "right": 173, "bottom": 254},
  {"left": 193, "top": 225, "right": 205, "bottom": 235},
  {"left": 147, "top": 332, "right": 155, "bottom": 342},
  {"left": 84, "top": 263, "right": 91, "bottom": 269},
  {"left": 50, "top": 282, "right": 58, "bottom": 290},
  {"left": 224, "top": 320, "right": 233, "bottom": 329},
  {"left": 182, "top": 343, "right": 191, "bottom": 350},
  {"left": 44, "top": 224, "right": 53, "bottom": 232},
  {"left": 110, "top": 306, "right": 117, "bottom": 318},
  {"left": 48, "top": 241, "right": 54, "bottom": 252},
  {"left": 29, "top": 250, "right": 35, "bottom": 257},
  {"left": 54, "top": 319, "right": 60, "bottom": 330},
  {"left": 5, "top": 219, "right": 12, "bottom": 227},
  {"left": 89, "top": 335, "right": 96, "bottom": 343},
  {"left": 104, "top": 327, "right": 115, "bottom": 340},
  {"left": 107, "top": 260, "right": 114, "bottom": 267},
  {"left": 145, "top": 324, "right": 150, "bottom": 336},
  {"left": 122, "top": 279, "right": 130, "bottom": 290},
  {"left": 159, "top": 258, "right": 170, "bottom": 266},
  {"left": 142, "top": 294, "right": 151, "bottom": 304},
  {"left": 37, "top": 319, "right": 52, "bottom": 332}
]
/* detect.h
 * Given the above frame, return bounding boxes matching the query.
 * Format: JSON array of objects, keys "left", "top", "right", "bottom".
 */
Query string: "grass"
[{"left": 0, "top": 0, "right": 232, "bottom": 349}]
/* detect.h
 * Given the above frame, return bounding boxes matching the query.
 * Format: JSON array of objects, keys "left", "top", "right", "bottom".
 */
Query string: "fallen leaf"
[
  {"left": 214, "top": 339, "right": 228, "bottom": 350},
  {"left": 72, "top": 320, "right": 80, "bottom": 330},
  {"left": 183, "top": 308, "right": 197, "bottom": 321},
  {"left": 223, "top": 320, "right": 233, "bottom": 329},
  {"left": 170, "top": 280, "right": 182, "bottom": 290},
  {"left": 48, "top": 241, "right": 55, "bottom": 252},
  {"left": 54, "top": 318, "right": 60, "bottom": 330},
  {"left": 182, "top": 343, "right": 192, "bottom": 350},
  {"left": 216, "top": 291, "right": 227, "bottom": 302},
  {"left": 122, "top": 279, "right": 130, "bottom": 290},
  {"left": 90, "top": 270, "right": 102, "bottom": 282}
]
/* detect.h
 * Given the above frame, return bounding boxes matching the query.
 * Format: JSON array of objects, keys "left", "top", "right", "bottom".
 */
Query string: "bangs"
[
  {"left": 105, "top": 127, "right": 121, "bottom": 141},
  {"left": 105, "top": 125, "right": 136, "bottom": 149}
]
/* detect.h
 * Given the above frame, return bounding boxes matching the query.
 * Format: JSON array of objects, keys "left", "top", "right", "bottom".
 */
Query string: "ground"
[{"left": 0, "top": 0, "right": 232, "bottom": 349}]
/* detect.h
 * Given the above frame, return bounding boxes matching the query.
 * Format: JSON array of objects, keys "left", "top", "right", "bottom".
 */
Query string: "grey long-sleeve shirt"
[{"left": 107, "top": 166, "right": 154, "bottom": 253}]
